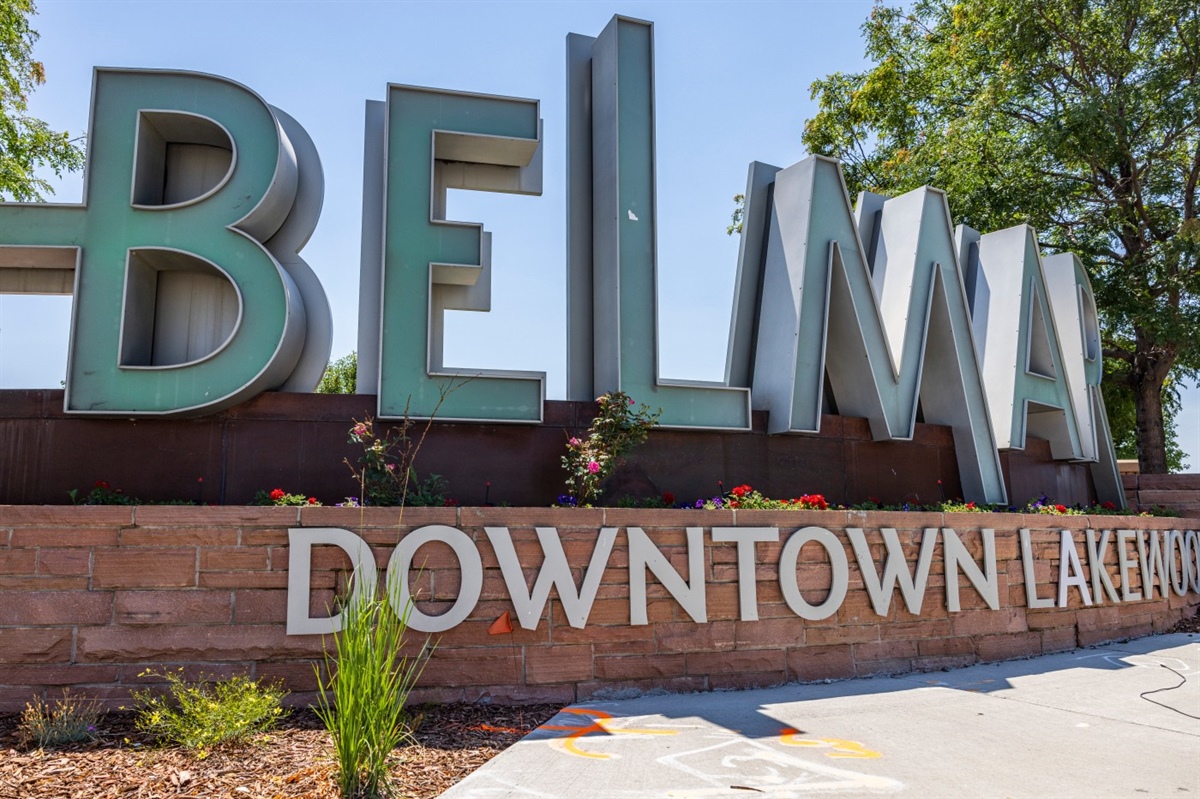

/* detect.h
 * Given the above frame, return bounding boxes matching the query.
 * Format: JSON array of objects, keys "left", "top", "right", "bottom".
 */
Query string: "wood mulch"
[
  {"left": 3, "top": 612, "right": 1197, "bottom": 799},
  {"left": 0, "top": 703, "right": 562, "bottom": 799}
]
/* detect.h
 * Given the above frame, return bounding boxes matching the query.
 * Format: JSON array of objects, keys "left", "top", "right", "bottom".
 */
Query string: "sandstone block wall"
[{"left": 1, "top": 505, "right": 1197, "bottom": 710}]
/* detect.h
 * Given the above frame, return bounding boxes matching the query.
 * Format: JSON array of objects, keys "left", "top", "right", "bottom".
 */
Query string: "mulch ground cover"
[
  {"left": 0, "top": 703, "right": 561, "bottom": 799},
  {"left": 2, "top": 613, "right": 1197, "bottom": 799}
]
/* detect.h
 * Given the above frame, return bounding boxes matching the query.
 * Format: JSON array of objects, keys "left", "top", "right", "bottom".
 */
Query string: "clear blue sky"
[{"left": 2, "top": 0, "right": 1196, "bottom": 469}]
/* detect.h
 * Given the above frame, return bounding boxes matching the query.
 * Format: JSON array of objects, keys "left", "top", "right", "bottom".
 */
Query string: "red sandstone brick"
[
  {"left": 233, "top": 589, "right": 289, "bottom": 624},
  {"left": 854, "top": 640, "right": 918, "bottom": 662},
  {"left": 594, "top": 653, "right": 687, "bottom": 680},
  {"left": 419, "top": 649, "right": 523, "bottom": 687},
  {"left": 0, "top": 665, "right": 119, "bottom": 686},
  {"left": 975, "top": 631, "right": 1042, "bottom": 662},
  {"left": 576, "top": 676, "right": 707, "bottom": 700},
  {"left": 917, "top": 636, "right": 976, "bottom": 657},
  {"left": 733, "top": 618, "right": 804, "bottom": 648},
  {"left": 804, "top": 624, "right": 880, "bottom": 645},
  {"left": 199, "top": 547, "right": 269, "bottom": 572},
  {"left": 1024, "top": 609, "right": 1077, "bottom": 630},
  {"left": 787, "top": 645, "right": 855, "bottom": 682},
  {"left": 0, "top": 686, "right": 41, "bottom": 712},
  {"left": 461, "top": 506, "right": 604, "bottom": 528},
  {"left": 0, "top": 550, "right": 36, "bottom": 574},
  {"left": 687, "top": 649, "right": 785, "bottom": 675},
  {"left": 113, "top": 590, "right": 231, "bottom": 625},
  {"left": 241, "top": 528, "right": 290, "bottom": 547},
  {"left": 433, "top": 619, "right": 546, "bottom": 648},
  {"left": 119, "top": 663, "right": 250, "bottom": 684},
  {"left": 460, "top": 684, "right": 578, "bottom": 706},
  {"left": 10, "top": 528, "right": 119, "bottom": 548},
  {"left": 0, "top": 575, "right": 89, "bottom": 590},
  {"left": 1040, "top": 626, "right": 1078, "bottom": 653},
  {"left": 0, "top": 628, "right": 71, "bottom": 662},
  {"left": 0, "top": 590, "right": 112, "bottom": 625},
  {"left": 879, "top": 619, "right": 952, "bottom": 640},
  {"left": 253, "top": 660, "right": 323, "bottom": 691},
  {"left": 656, "top": 621, "right": 735, "bottom": 653},
  {"left": 120, "top": 528, "right": 238, "bottom": 547},
  {"left": 552, "top": 623, "right": 654, "bottom": 648},
  {"left": 950, "top": 608, "right": 1026, "bottom": 637},
  {"left": 134, "top": 506, "right": 299, "bottom": 526},
  {"left": 199, "top": 571, "right": 293, "bottom": 589},
  {"left": 709, "top": 672, "right": 788, "bottom": 691},
  {"left": 1075, "top": 606, "right": 1121, "bottom": 632},
  {"left": 914, "top": 655, "right": 976, "bottom": 672},
  {"left": 524, "top": 645, "right": 593, "bottom": 684},
  {"left": 604, "top": 508, "right": 732, "bottom": 527},
  {"left": 2, "top": 506, "right": 133, "bottom": 526},
  {"left": 77, "top": 624, "right": 322, "bottom": 662},
  {"left": 856, "top": 657, "right": 914, "bottom": 676},
  {"left": 92, "top": 548, "right": 196, "bottom": 589},
  {"left": 36, "top": 548, "right": 91, "bottom": 576}
]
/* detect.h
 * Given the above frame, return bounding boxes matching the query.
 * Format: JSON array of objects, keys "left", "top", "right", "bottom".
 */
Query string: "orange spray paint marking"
[
  {"left": 779, "top": 729, "right": 882, "bottom": 759},
  {"left": 539, "top": 708, "right": 676, "bottom": 760}
]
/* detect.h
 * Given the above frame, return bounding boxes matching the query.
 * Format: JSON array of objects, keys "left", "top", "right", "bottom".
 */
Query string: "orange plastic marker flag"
[{"left": 488, "top": 610, "right": 514, "bottom": 635}]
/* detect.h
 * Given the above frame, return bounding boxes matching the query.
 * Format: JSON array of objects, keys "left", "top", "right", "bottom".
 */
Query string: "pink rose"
[{"left": 587, "top": 461, "right": 600, "bottom": 474}]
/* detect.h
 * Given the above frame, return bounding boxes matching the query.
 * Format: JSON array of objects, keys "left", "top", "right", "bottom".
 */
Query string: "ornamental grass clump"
[
  {"left": 315, "top": 584, "right": 431, "bottom": 799},
  {"left": 18, "top": 690, "right": 102, "bottom": 748},
  {"left": 562, "top": 391, "right": 662, "bottom": 506},
  {"left": 131, "top": 670, "right": 288, "bottom": 754}
]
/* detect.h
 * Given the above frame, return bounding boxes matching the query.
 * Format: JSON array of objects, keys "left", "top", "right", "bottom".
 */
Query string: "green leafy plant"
[
  {"left": 68, "top": 480, "right": 135, "bottom": 505},
  {"left": 252, "top": 488, "right": 321, "bottom": 506},
  {"left": 317, "top": 351, "right": 358, "bottom": 394},
  {"left": 18, "top": 690, "right": 101, "bottom": 748},
  {"left": 561, "top": 392, "right": 662, "bottom": 506},
  {"left": 345, "top": 416, "right": 453, "bottom": 507},
  {"left": 131, "top": 670, "right": 288, "bottom": 755},
  {"left": 315, "top": 585, "right": 431, "bottom": 798}
]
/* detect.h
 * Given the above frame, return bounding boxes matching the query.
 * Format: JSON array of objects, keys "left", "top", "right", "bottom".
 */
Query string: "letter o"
[
  {"left": 1186, "top": 531, "right": 1200, "bottom": 593},
  {"left": 1167, "top": 531, "right": 1189, "bottom": 597},
  {"left": 779, "top": 526, "right": 849, "bottom": 620},
  {"left": 386, "top": 525, "right": 482, "bottom": 632}
]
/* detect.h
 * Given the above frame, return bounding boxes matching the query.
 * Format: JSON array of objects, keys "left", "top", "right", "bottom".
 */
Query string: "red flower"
[
  {"left": 95, "top": 480, "right": 109, "bottom": 489},
  {"left": 443, "top": 498, "right": 459, "bottom": 507},
  {"left": 729, "top": 499, "right": 740, "bottom": 508},
  {"left": 1054, "top": 504, "right": 1067, "bottom": 513},
  {"left": 1102, "top": 501, "right": 1116, "bottom": 510},
  {"left": 269, "top": 488, "right": 285, "bottom": 501},
  {"left": 307, "top": 497, "right": 318, "bottom": 505},
  {"left": 966, "top": 502, "right": 976, "bottom": 509},
  {"left": 662, "top": 492, "right": 675, "bottom": 505},
  {"left": 731, "top": 484, "right": 752, "bottom": 498}
]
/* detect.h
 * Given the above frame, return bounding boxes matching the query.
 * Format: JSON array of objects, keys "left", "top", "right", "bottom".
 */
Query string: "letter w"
[
  {"left": 484, "top": 526, "right": 617, "bottom": 629},
  {"left": 847, "top": 527, "right": 938, "bottom": 616}
]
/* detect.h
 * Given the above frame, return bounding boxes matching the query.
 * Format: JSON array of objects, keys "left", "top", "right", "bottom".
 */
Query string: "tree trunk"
[
  {"left": 1131, "top": 332, "right": 1176, "bottom": 474},
  {"left": 1134, "top": 375, "right": 1168, "bottom": 473}
]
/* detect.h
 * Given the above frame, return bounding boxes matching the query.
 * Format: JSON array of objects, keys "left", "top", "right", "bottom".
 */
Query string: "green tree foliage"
[
  {"left": 0, "top": 0, "right": 84, "bottom": 200},
  {"left": 803, "top": 0, "right": 1199, "bottom": 473},
  {"left": 316, "top": 350, "right": 357, "bottom": 394}
]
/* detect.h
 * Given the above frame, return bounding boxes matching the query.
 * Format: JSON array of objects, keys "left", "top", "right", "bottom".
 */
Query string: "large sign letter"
[
  {"left": 358, "top": 85, "right": 545, "bottom": 422},
  {"left": 0, "top": 70, "right": 330, "bottom": 415}
]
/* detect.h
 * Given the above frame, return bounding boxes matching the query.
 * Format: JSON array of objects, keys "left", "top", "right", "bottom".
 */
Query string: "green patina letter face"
[
  {"left": 361, "top": 85, "right": 545, "bottom": 422},
  {"left": 0, "top": 69, "right": 319, "bottom": 416}
]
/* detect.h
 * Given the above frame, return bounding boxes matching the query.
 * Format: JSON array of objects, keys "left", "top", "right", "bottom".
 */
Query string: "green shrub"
[
  {"left": 18, "top": 690, "right": 102, "bottom": 748},
  {"left": 132, "top": 670, "right": 288, "bottom": 754},
  {"left": 316, "top": 586, "right": 431, "bottom": 798}
]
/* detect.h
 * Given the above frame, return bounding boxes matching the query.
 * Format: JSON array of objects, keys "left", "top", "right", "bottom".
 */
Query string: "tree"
[
  {"left": 0, "top": 0, "right": 83, "bottom": 201},
  {"left": 316, "top": 351, "right": 357, "bottom": 394},
  {"left": 802, "top": 0, "right": 1199, "bottom": 473}
]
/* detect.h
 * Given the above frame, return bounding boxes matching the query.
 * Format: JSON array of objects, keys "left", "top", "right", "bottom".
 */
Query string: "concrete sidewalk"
[{"left": 441, "top": 633, "right": 1200, "bottom": 799}]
